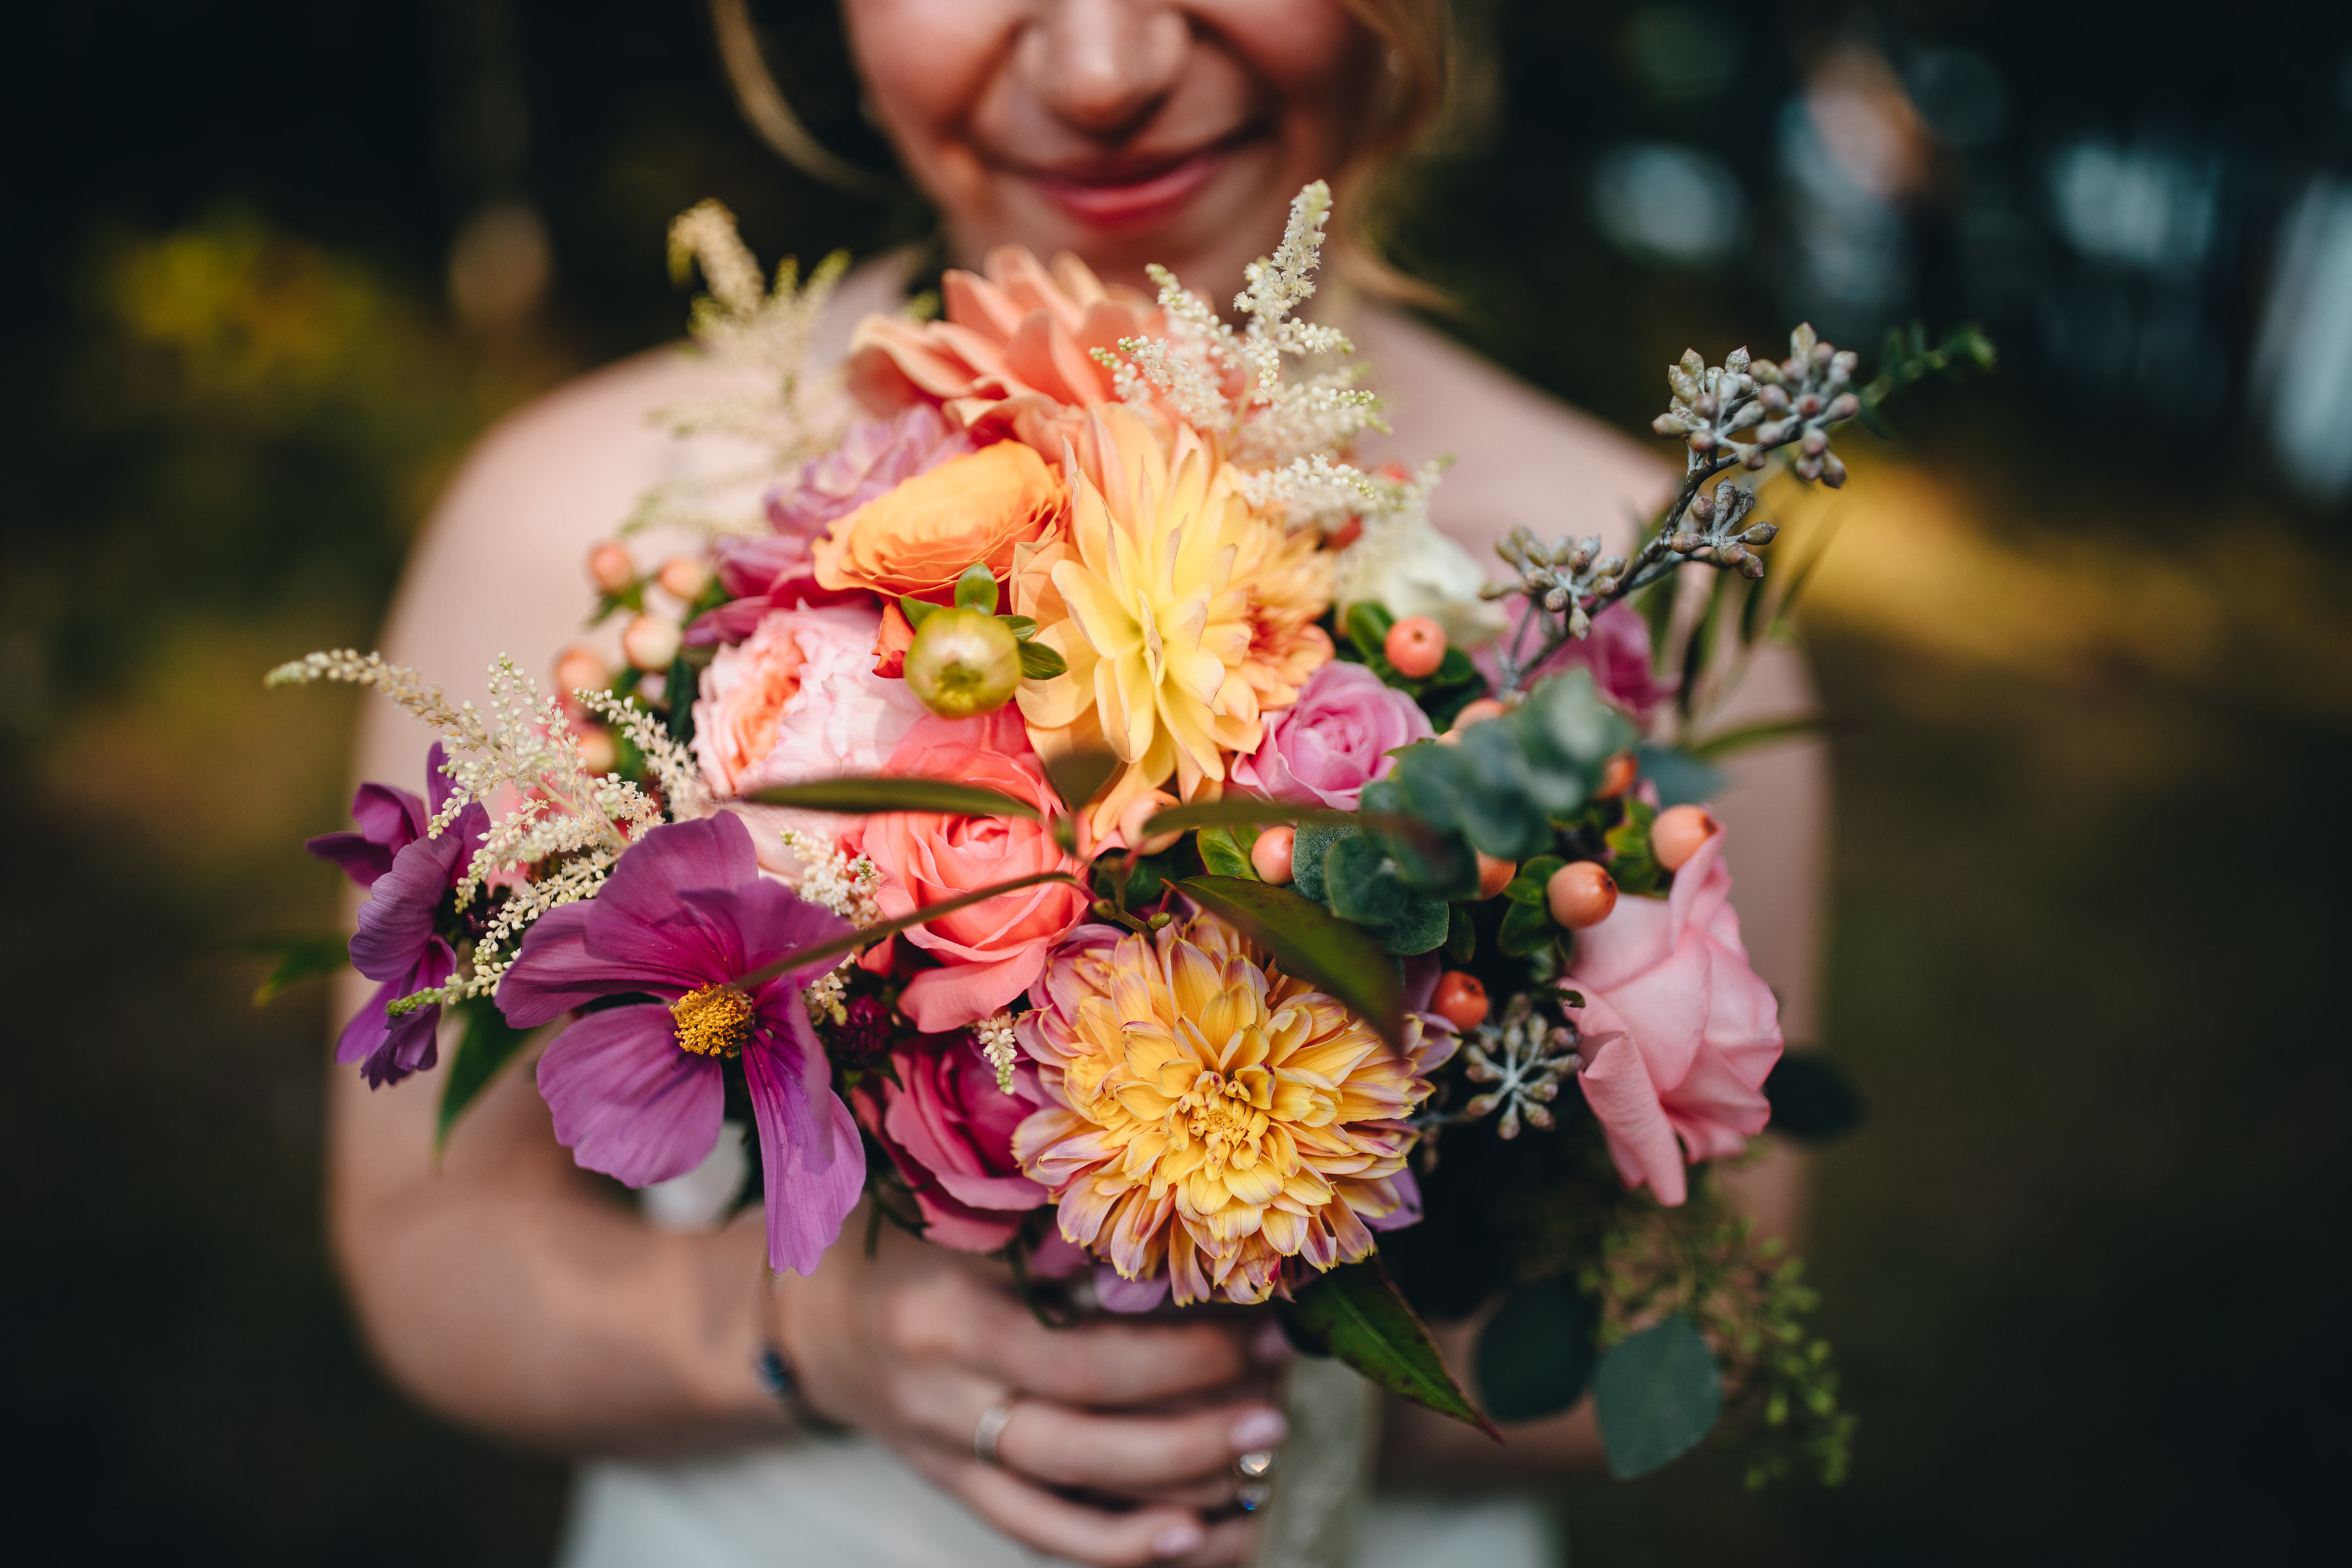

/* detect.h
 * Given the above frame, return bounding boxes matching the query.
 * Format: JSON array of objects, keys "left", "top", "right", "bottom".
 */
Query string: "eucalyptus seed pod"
[
  {"left": 1742, "top": 521, "right": 1780, "bottom": 546},
  {"left": 1826, "top": 392, "right": 1859, "bottom": 422},
  {"left": 1795, "top": 455, "right": 1824, "bottom": 482},
  {"left": 1690, "top": 490, "right": 1716, "bottom": 522},
  {"left": 1567, "top": 606, "right": 1592, "bottom": 639},
  {"left": 1544, "top": 587, "right": 1568, "bottom": 612},
  {"left": 1740, "top": 553, "right": 1767, "bottom": 579},
  {"left": 1821, "top": 452, "right": 1849, "bottom": 487},
  {"left": 1796, "top": 393, "right": 1824, "bottom": 418},
  {"left": 1801, "top": 429, "right": 1829, "bottom": 457},
  {"left": 1688, "top": 429, "right": 1717, "bottom": 453}
]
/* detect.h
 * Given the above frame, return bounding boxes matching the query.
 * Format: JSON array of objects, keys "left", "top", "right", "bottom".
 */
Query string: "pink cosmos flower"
[
  {"left": 1566, "top": 827, "right": 1782, "bottom": 1205},
  {"left": 691, "top": 602, "right": 925, "bottom": 800},
  {"left": 852, "top": 1030, "right": 1048, "bottom": 1252},
  {"left": 1479, "top": 600, "right": 1672, "bottom": 725},
  {"left": 498, "top": 811, "right": 862, "bottom": 1273},
  {"left": 850, "top": 709, "right": 1089, "bottom": 1032},
  {"left": 1228, "top": 659, "right": 1433, "bottom": 810}
]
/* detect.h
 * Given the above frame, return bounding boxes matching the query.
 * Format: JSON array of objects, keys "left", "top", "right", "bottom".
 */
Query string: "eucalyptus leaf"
[
  {"left": 1283, "top": 1258, "right": 1497, "bottom": 1437},
  {"left": 1017, "top": 642, "right": 1069, "bottom": 680},
  {"left": 1476, "top": 1276, "right": 1600, "bottom": 1423},
  {"left": 1594, "top": 1313, "right": 1722, "bottom": 1480},
  {"left": 955, "top": 563, "right": 998, "bottom": 612},
  {"left": 436, "top": 996, "right": 532, "bottom": 1152},
  {"left": 1634, "top": 744, "right": 1724, "bottom": 809},
  {"left": 746, "top": 776, "right": 1040, "bottom": 820},
  {"left": 1178, "top": 876, "right": 1403, "bottom": 1049},
  {"left": 1287, "top": 819, "right": 1360, "bottom": 906},
  {"left": 1324, "top": 834, "right": 1449, "bottom": 955}
]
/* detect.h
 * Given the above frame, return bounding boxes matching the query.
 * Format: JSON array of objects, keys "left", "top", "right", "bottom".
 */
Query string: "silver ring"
[{"left": 973, "top": 1399, "right": 1017, "bottom": 1467}]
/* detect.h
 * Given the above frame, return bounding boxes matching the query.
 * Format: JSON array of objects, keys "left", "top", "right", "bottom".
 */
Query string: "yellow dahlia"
[
  {"left": 1013, "top": 915, "right": 1452, "bottom": 1306},
  {"left": 1013, "top": 408, "right": 1263, "bottom": 836},
  {"left": 1230, "top": 512, "right": 1335, "bottom": 712}
]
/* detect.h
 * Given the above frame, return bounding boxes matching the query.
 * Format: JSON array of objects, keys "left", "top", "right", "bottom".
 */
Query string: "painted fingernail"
[
  {"left": 1230, "top": 1407, "right": 1288, "bottom": 1450},
  {"left": 1152, "top": 1522, "right": 1206, "bottom": 1558}
]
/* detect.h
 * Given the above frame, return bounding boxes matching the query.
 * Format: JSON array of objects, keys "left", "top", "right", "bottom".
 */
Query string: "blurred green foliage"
[{"left": 0, "top": 2, "right": 2345, "bottom": 1565}]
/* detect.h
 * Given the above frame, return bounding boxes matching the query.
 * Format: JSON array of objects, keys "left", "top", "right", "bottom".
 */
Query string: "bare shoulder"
[{"left": 1347, "top": 303, "right": 1672, "bottom": 562}]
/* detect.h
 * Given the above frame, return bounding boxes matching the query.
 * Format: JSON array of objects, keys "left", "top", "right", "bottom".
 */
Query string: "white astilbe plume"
[
  {"left": 574, "top": 688, "right": 711, "bottom": 821},
  {"left": 776, "top": 828, "right": 883, "bottom": 1026},
  {"left": 627, "top": 200, "right": 856, "bottom": 537},
  {"left": 267, "top": 650, "right": 672, "bottom": 1006}
]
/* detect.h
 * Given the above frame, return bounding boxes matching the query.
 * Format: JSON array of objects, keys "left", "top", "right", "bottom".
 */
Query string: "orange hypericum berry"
[
  {"left": 1384, "top": 615, "right": 1447, "bottom": 678},
  {"left": 1546, "top": 860, "right": 1618, "bottom": 928},
  {"left": 1251, "top": 825, "right": 1296, "bottom": 885},
  {"left": 1597, "top": 751, "right": 1639, "bottom": 799},
  {"left": 574, "top": 727, "right": 619, "bottom": 776},
  {"left": 656, "top": 555, "right": 712, "bottom": 600},
  {"left": 622, "top": 613, "right": 681, "bottom": 672},
  {"left": 1431, "top": 971, "right": 1490, "bottom": 1031},
  {"left": 1652, "top": 804, "right": 1718, "bottom": 872},
  {"left": 1454, "top": 698, "right": 1509, "bottom": 727},
  {"left": 1117, "top": 790, "right": 1182, "bottom": 857},
  {"left": 587, "top": 541, "right": 636, "bottom": 594},
  {"left": 554, "top": 645, "right": 610, "bottom": 700},
  {"left": 1476, "top": 851, "right": 1517, "bottom": 900}
]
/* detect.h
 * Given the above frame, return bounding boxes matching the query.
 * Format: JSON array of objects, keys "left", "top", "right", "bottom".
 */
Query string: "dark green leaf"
[
  {"left": 1343, "top": 600, "right": 1396, "bottom": 662},
  {"left": 1178, "top": 876, "right": 1404, "bottom": 1049},
  {"left": 898, "top": 595, "right": 940, "bottom": 630},
  {"left": 1605, "top": 799, "right": 1665, "bottom": 897},
  {"left": 1196, "top": 825, "right": 1258, "bottom": 881},
  {"left": 1634, "top": 744, "right": 1724, "bottom": 808},
  {"left": 1017, "top": 642, "right": 1069, "bottom": 680},
  {"left": 1443, "top": 902, "right": 1475, "bottom": 963},
  {"left": 955, "top": 563, "right": 998, "bottom": 612},
  {"left": 1496, "top": 894, "right": 1555, "bottom": 958},
  {"left": 665, "top": 652, "right": 700, "bottom": 747},
  {"left": 1765, "top": 1053, "right": 1867, "bottom": 1143},
  {"left": 1595, "top": 1313, "right": 1722, "bottom": 1479},
  {"left": 1143, "top": 798, "right": 1342, "bottom": 835},
  {"left": 1685, "top": 715, "right": 1839, "bottom": 762},
  {"left": 1040, "top": 748, "right": 1120, "bottom": 815},
  {"left": 1285, "top": 1258, "right": 1497, "bottom": 1437},
  {"left": 436, "top": 996, "right": 532, "bottom": 1152},
  {"left": 238, "top": 933, "right": 350, "bottom": 1007},
  {"left": 1476, "top": 1276, "right": 1600, "bottom": 1423},
  {"left": 746, "top": 776, "right": 1040, "bottom": 820},
  {"left": 1502, "top": 855, "right": 1565, "bottom": 906},
  {"left": 1324, "top": 835, "right": 1449, "bottom": 955},
  {"left": 1287, "top": 819, "right": 1359, "bottom": 906},
  {"left": 737, "top": 869, "right": 1086, "bottom": 991}
]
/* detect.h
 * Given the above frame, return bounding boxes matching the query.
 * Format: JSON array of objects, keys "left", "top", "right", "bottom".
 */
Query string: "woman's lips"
[{"left": 1023, "top": 147, "right": 1229, "bottom": 231}]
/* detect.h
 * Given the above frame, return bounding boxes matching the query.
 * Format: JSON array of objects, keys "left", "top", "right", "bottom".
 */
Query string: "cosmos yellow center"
[{"left": 670, "top": 985, "right": 754, "bottom": 1058}]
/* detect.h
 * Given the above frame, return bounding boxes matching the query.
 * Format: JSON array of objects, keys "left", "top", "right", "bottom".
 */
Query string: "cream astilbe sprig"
[
  {"left": 573, "top": 687, "right": 711, "bottom": 821},
  {"left": 626, "top": 200, "right": 857, "bottom": 537},
  {"left": 774, "top": 828, "right": 883, "bottom": 1026}
]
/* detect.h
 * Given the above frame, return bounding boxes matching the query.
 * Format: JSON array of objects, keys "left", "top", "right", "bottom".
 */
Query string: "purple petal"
[
  {"left": 337, "top": 939, "right": 455, "bottom": 1088},
  {"left": 593, "top": 815, "right": 759, "bottom": 930},
  {"left": 335, "top": 976, "right": 405, "bottom": 1067},
  {"left": 351, "top": 781, "right": 429, "bottom": 853},
  {"left": 364, "top": 1002, "right": 443, "bottom": 1089},
  {"left": 745, "top": 1007, "right": 864, "bottom": 1274},
  {"left": 423, "top": 742, "right": 458, "bottom": 821},
  {"left": 349, "top": 829, "right": 466, "bottom": 981},
  {"left": 536, "top": 1004, "right": 725, "bottom": 1187},
  {"left": 307, "top": 830, "right": 395, "bottom": 890},
  {"left": 682, "top": 879, "right": 853, "bottom": 991}
]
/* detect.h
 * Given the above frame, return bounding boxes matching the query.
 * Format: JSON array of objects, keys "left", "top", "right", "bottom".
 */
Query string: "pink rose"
[
  {"left": 1566, "top": 828, "right": 1781, "bottom": 1205},
  {"left": 853, "top": 710, "right": 1090, "bottom": 1032},
  {"left": 769, "top": 404, "right": 977, "bottom": 540},
  {"left": 853, "top": 1030, "right": 1047, "bottom": 1252},
  {"left": 1229, "top": 660, "right": 1433, "bottom": 809},
  {"left": 691, "top": 602, "right": 924, "bottom": 799},
  {"left": 1478, "top": 600, "right": 1671, "bottom": 725}
]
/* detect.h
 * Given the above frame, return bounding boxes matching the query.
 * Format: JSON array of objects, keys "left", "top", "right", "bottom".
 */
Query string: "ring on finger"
[
  {"left": 973, "top": 1399, "right": 1018, "bottom": 1467},
  {"left": 1235, "top": 1447, "right": 1277, "bottom": 1511}
]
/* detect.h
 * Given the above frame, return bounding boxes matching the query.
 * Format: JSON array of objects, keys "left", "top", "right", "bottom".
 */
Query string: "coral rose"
[
  {"left": 852, "top": 709, "right": 1090, "bottom": 1032},
  {"left": 813, "top": 440, "right": 1065, "bottom": 604},
  {"left": 1230, "top": 660, "right": 1432, "bottom": 810},
  {"left": 853, "top": 1030, "right": 1049, "bottom": 1252},
  {"left": 1566, "top": 829, "right": 1782, "bottom": 1205},
  {"left": 691, "top": 602, "right": 925, "bottom": 800}
]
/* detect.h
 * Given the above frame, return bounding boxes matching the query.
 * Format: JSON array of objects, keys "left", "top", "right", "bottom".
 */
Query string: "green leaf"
[
  {"left": 1477, "top": 1276, "right": 1600, "bottom": 1423},
  {"left": 955, "top": 563, "right": 998, "bottom": 612},
  {"left": 1501, "top": 855, "right": 1565, "bottom": 906},
  {"left": 1286, "top": 1258, "right": 1497, "bottom": 1437},
  {"left": 238, "top": 933, "right": 350, "bottom": 1007},
  {"left": 1143, "top": 798, "right": 1342, "bottom": 836},
  {"left": 1496, "top": 894, "right": 1555, "bottom": 958},
  {"left": 746, "top": 776, "right": 1040, "bottom": 820},
  {"left": 1634, "top": 744, "right": 1723, "bottom": 809},
  {"left": 1287, "top": 819, "right": 1359, "bottom": 906},
  {"left": 1765, "top": 1053, "right": 1867, "bottom": 1143},
  {"left": 1343, "top": 600, "right": 1396, "bottom": 662},
  {"left": 1685, "top": 714, "right": 1839, "bottom": 762},
  {"left": 1017, "top": 641, "right": 1069, "bottom": 679},
  {"left": 999, "top": 615, "right": 1039, "bottom": 640},
  {"left": 1040, "top": 747, "right": 1120, "bottom": 815},
  {"left": 1443, "top": 902, "right": 1475, "bottom": 963},
  {"left": 1324, "top": 834, "right": 1450, "bottom": 955},
  {"left": 1179, "top": 876, "right": 1405, "bottom": 1049},
  {"left": 1595, "top": 1313, "right": 1722, "bottom": 1479},
  {"left": 1196, "top": 825, "right": 1258, "bottom": 880},
  {"left": 898, "top": 595, "right": 939, "bottom": 630},
  {"left": 665, "top": 651, "right": 700, "bottom": 746},
  {"left": 436, "top": 996, "right": 532, "bottom": 1152},
  {"left": 1605, "top": 799, "right": 1665, "bottom": 897},
  {"left": 737, "top": 869, "right": 1087, "bottom": 992}
]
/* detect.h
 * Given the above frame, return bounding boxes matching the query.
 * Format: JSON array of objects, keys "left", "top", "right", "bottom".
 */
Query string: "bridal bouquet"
[{"left": 269, "top": 185, "right": 1986, "bottom": 1487}]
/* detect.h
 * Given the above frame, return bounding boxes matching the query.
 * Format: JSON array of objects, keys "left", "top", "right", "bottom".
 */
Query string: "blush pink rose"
[
  {"left": 1228, "top": 660, "right": 1433, "bottom": 809},
  {"left": 852, "top": 709, "right": 1090, "bottom": 1032},
  {"left": 853, "top": 1030, "right": 1047, "bottom": 1252},
  {"left": 691, "top": 602, "right": 925, "bottom": 799},
  {"left": 1566, "top": 828, "right": 1781, "bottom": 1205},
  {"left": 1478, "top": 600, "right": 1671, "bottom": 725}
]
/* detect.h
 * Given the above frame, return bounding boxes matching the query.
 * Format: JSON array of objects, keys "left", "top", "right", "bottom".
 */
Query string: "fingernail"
[
  {"left": 1251, "top": 1320, "right": 1296, "bottom": 1365},
  {"left": 1152, "top": 1522, "right": 1206, "bottom": 1558},
  {"left": 1230, "top": 1407, "right": 1288, "bottom": 1450}
]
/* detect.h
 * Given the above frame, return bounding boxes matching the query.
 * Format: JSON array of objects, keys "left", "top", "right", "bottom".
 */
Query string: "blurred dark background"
[{"left": 4, "top": 1, "right": 2347, "bottom": 1561}]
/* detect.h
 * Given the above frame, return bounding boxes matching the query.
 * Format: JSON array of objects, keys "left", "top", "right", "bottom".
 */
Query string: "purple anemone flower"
[
  {"left": 309, "top": 743, "right": 487, "bottom": 1088},
  {"left": 497, "top": 811, "right": 864, "bottom": 1275}
]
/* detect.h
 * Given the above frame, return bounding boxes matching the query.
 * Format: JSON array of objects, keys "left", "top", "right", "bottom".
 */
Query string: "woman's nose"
[{"left": 1024, "top": 0, "right": 1191, "bottom": 137}]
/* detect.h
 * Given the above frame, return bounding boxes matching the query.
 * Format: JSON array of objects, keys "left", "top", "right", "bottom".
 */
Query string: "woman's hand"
[{"left": 774, "top": 1210, "right": 1283, "bottom": 1567}]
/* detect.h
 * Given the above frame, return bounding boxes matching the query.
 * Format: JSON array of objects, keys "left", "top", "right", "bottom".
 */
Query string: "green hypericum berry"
[{"left": 904, "top": 606, "right": 1022, "bottom": 717}]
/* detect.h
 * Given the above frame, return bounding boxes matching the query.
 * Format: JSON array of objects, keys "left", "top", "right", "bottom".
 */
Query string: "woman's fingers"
[
  {"left": 909, "top": 1447, "right": 1224, "bottom": 1568},
  {"left": 992, "top": 1396, "right": 1286, "bottom": 1491},
  {"left": 932, "top": 1291, "right": 1257, "bottom": 1406}
]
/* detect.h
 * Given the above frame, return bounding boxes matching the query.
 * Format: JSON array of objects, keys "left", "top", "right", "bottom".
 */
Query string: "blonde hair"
[{"left": 714, "top": 0, "right": 1456, "bottom": 297}]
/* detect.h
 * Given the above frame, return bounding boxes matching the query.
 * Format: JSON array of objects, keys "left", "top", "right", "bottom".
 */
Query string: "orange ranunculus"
[
  {"left": 847, "top": 247, "right": 1166, "bottom": 461},
  {"left": 812, "top": 440, "right": 1066, "bottom": 604}
]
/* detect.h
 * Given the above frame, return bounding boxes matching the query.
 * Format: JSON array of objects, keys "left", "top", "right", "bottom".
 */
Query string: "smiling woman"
[{"left": 327, "top": 4, "right": 1820, "bottom": 1567}]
